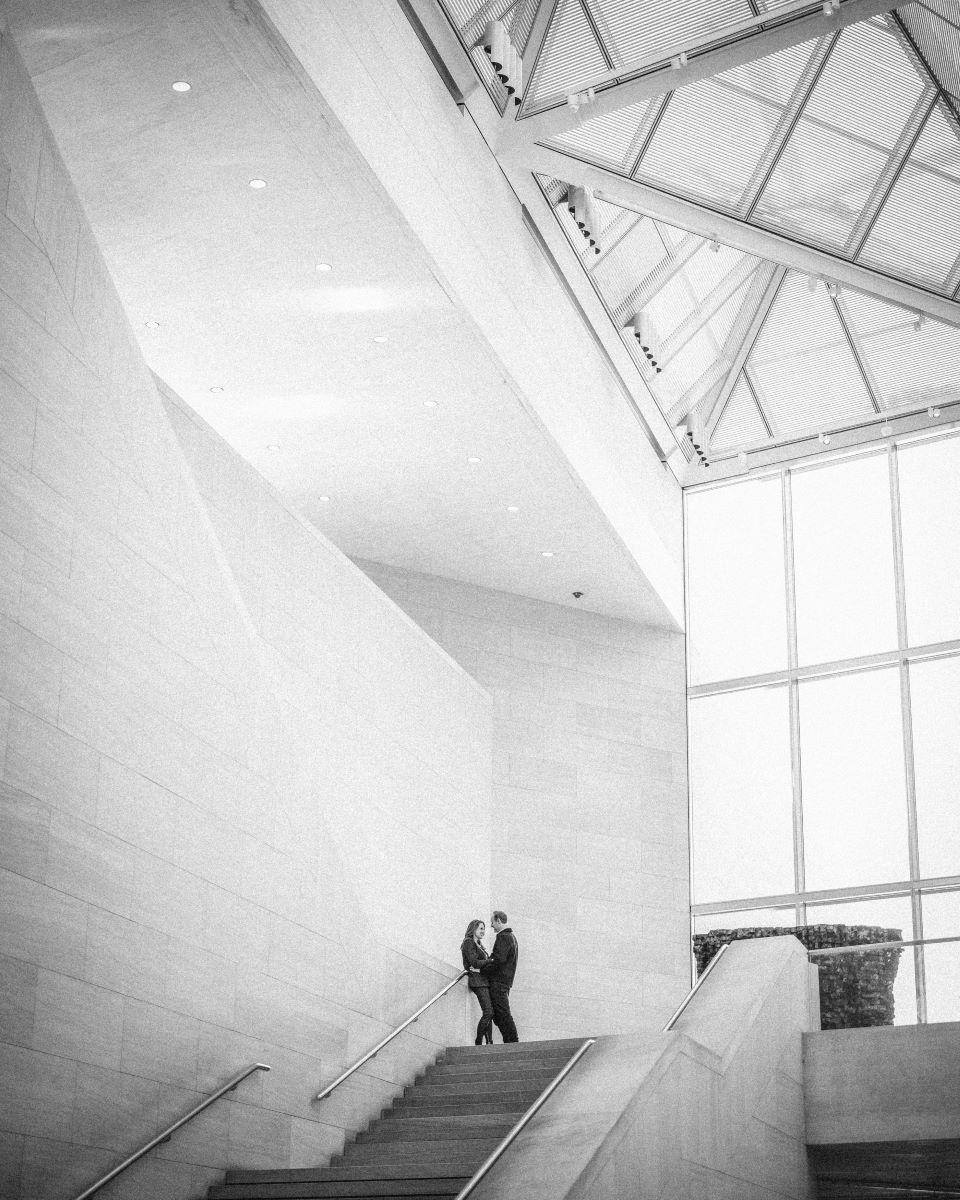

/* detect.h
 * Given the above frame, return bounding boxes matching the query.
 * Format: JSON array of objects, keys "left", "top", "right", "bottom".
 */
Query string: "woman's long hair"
[{"left": 464, "top": 918, "right": 484, "bottom": 941}]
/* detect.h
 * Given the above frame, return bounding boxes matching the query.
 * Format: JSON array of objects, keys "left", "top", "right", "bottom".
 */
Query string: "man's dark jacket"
[{"left": 485, "top": 927, "right": 519, "bottom": 987}]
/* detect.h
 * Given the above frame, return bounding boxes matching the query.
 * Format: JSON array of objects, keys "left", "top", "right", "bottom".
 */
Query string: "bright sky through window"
[{"left": 685, "top": 432, "right": 960, "bottom": 1024}]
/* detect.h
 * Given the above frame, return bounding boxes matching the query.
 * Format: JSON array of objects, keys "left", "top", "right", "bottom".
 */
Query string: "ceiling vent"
[
  {"left": 629, "top": 311, "right": 663, "bottom": 373},
  {"left": 566, "top": 186, "right": 601, "bottom": 255},
  {"left": 481, "top": 20, "right": 523, "bottom": 104}
]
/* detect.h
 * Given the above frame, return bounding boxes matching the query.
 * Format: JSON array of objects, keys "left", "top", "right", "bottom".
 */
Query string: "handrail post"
[
  {"left": 453, "top": 1038, "right": 596, "bottom": 1200},
  {"left": 315, "top": 970, "right": 469, "bottom": 1102},
  {"left": 72, "top": 1062, "right": 271, "bottom": 1200}
]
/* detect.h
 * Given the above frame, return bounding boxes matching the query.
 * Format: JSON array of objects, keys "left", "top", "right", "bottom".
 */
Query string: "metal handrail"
[
  {"left": 808, "top": 933, "right": 960, "bottom": 957},
  {"left": 452, "top": 1038, "right": 597, "bottom": 1200},
  {"left": 315, "top": 970, "right": 468, "bottom": 1101},
  {"left": 663, "top": 941, "right": 730, "bottom": 1031},
  {"left": 72, "top": 1062, "right": 271, "bottom": 1200}
]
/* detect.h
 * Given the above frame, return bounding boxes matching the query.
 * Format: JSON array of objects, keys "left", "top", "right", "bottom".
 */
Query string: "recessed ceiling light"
[
  {"left": 467, "top": 456, "right": 482, "bottom": 464},
  {"left": 506, "top": 505, "right": 519, "bottom": 513},
  {"left": 249, "top": 178, "right": 267, "bottom": 189},
  {"left": 209, "top": 386, "right": 224, "bottom": 393},
  {"left": 318, "top": 495, "right": 331, "bottom": 503},
  {"left": 423, "top": 400, "right": 438, "bottom": 408},
  {"left": 316, "top": 262, "right": 332, "bottom": 273},
  {"left": 541, "top": 551, "right": 555, "bottom": 558},
  {"left": 144, "top": 320, "right": 160, "bottom": 329},
  {"left": 267, "top": 444, "right": 280, "bottom": 451},
  {"left": 373, "top": 335, "right": 389, "bottom": 343},
  {"left": 172, "top": 81, "right": 191, "bottom": 92}
]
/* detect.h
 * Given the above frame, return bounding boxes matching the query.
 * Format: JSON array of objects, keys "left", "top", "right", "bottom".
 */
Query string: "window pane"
[
  {"left": 804, "top": 894, "right": 916, "bottom": 1025},
  {"left": 689, "top": 686, "right": 794, "bottom": 904},
  {"left": 800, "top": 670, "right": 909, "bottom": 890},
  {"left": 686, "top": 477, "right": 787, "bottom": 684},
  {"left": 920, "top": 890, "right": 960, "bottom": 1023},
  {"left": 911, "top": 655, "right": 960, "bottom": 879},
  {"left": 898, "top": 436, "right": 960, "bottom": 647},
  {"left": 792, "top": 455, "right": 897, "bottom": 665},
  {"left": 693, "top": 906, "right": 797, "bottom": 934}
]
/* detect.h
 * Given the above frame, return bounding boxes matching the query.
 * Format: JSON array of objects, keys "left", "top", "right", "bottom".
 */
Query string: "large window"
[{"left": 686, "top": 432, "right": 960, "bottom": 1023}]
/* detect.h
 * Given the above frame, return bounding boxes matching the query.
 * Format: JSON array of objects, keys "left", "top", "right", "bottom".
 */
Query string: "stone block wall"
[
  {"left": 0, "top": 28, "right": 491, "bottom": 1200},
  {"left": 357, "top": 561, "right": 690, "bottom": 1040}
]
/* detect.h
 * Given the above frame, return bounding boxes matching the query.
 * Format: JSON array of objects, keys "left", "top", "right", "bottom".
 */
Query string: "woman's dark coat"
[{"left": 460, "top": 936, "right": 493, "bottom": 991}]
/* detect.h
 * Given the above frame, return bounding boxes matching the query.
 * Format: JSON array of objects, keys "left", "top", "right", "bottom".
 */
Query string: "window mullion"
[
  {"left": 783, "top": 469, "right": 805, "bottom": 904},
  {"left": 889, "top": 445, "right": 926, "bottom": 1021}
]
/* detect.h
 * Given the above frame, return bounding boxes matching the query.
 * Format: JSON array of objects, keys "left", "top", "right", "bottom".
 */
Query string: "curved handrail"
[
  {"left": 315, "top": 970, "right": 468, "bottom": 1101},
  {"left": 453, "top": 1038, "right": 596, "bottom": 1200},
  {"left": 72, "top": 1062, "right": 271, "bottom": 1200},
  {"left": 662, "top": 941, "right": 730, "bottom": 1031}
]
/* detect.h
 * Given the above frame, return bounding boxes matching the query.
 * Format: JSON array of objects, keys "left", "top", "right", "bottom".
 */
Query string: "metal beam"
[
  {"left": 658, "top": 257, "right": 758, "bottom": 367},
  {"left": 833, "top": 293, "right": 883, "bottom": 413},
  {"left": 500, "top": 0, "right": 901, "bottom": 151},
  {"left": 508, "top": 143, "right": 960, "bottom": 326},
  {"left": 846, "top": 90, "right": 936, "bottom": 257},
  {"left": 614, "top": 231, "right": 701, "bottom": 323},
  {"left": 741, "top": 33, "right": 837, "bottom": 218},
  {"left": 705, "top": 263, "right": 786, "bottom": 436},
  {"left": 679, "top": 395, "right": 960, "bottom": 485},
  {"left": 513, "top": 0, "right": 557, "bottom": 103}
]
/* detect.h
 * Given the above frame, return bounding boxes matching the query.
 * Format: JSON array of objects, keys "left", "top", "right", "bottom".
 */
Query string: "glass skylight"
[
  {"left": 899, "top": 1, "right": 960, "bottom": 107},
  {"left": 550, "top": 98, "right": 663, "bottom": 172},
  {"left": 524, "top": 2, "right": 960, "bottom": 466},
  {"left": 747, "top": 276, "right": 875, "bottom": 438},
  {"left": 636, "top": 80, "right": 782, "bottom": 210},
  {"left": 525, "top": 0, "right": 609, "bottom": 111}
]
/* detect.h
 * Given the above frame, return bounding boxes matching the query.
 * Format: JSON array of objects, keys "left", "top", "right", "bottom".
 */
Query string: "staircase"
[{"left": 207, "top": 1039, "right": 585, "bottom": 1200}]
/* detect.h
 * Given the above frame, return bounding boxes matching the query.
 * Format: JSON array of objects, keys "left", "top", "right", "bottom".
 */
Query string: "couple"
[{"left": 460, "top": 910, "right": 519, "bottom": 1045}]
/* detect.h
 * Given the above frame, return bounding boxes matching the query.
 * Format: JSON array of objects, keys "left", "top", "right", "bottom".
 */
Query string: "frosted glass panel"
[
  {"left": 898, "top": 436, "right": 960, "bottom": 647},
  {"left": 689, "top": 686, "right": 794, "bottom": 904},
  {"left": 920, "top": 890, "right": 960, "bottom": 1023},
  {"left": 910, "top": 655, "right": 960, "bottom": 879},
  {"left": 800, "top": 670, "right": 908, "bottom": 890},
  {"left": 792, "top": 455, "right": 897, "bottom": 665},
  {"left": 686, "top": 477, "right": 787, "bottom": 684}
]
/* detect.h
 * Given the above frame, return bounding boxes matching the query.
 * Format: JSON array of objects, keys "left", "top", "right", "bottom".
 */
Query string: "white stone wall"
[
  {"left": 0, "top": 30, "right": 491, "bottom": 1200},
  {"left": 357, "top": 561, "right": 690, "bottom": 1040}
]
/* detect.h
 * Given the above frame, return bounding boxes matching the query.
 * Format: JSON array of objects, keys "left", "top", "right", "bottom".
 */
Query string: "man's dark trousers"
[{"left": 490, "top": 982, "right": 518, "bottom": 1043}]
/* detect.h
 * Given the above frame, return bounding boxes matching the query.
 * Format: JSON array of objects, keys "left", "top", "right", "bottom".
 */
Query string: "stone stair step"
[
  {"left": 357, "top": 1115, "right": 519, "bottom": 1143},
  {"left": 385, "top": 1097, "right": 536, "bottom": 1118},
  {"left": 410, "top": 1071, "right": 557, "bottom": 1094},
  {"left": 226, "top": 1164, "right": 481, "bottom": 1184},
  {"left": 331, "top": 1138, "right": 501, "bottom": 1164},
  {"left": 211, "top": 1177, "right": 467, "bottom": 1198},
  {"left": 440, "top": 1039, "right": 584, "bottom": 1061}
]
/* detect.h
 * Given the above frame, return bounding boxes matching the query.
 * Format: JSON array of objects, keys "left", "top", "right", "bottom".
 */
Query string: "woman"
[{"left": 461, "top": 918, "right": 494, "bottom": 1045}]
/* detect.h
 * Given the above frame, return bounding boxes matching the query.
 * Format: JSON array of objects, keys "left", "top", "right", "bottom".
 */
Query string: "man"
[{"left": 485, "top": 910, "right": 519, "bottom": 1043}]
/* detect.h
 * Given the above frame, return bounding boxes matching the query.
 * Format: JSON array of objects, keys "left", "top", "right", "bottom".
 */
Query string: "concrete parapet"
[{"left": 470, "top": 935, "right": 819, "bottom": 1200}]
